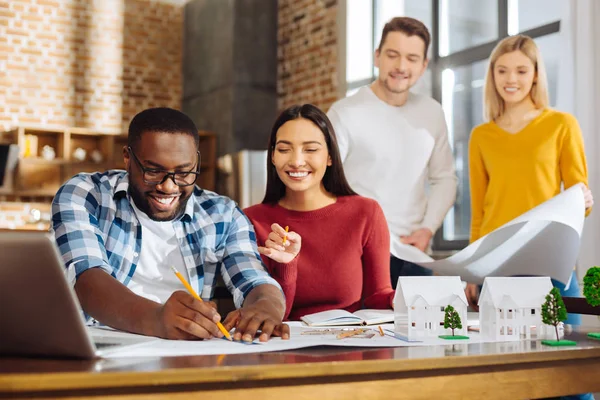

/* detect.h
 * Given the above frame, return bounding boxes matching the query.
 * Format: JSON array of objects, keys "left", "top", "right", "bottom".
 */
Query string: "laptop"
[{"left": 0, "top": 231, "right": 156, "bottom": 359}]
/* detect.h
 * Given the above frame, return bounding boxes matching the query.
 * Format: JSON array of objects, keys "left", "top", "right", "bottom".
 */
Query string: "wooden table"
[{"left": 1, "top": 330, "right": 600, "bottom": 400}]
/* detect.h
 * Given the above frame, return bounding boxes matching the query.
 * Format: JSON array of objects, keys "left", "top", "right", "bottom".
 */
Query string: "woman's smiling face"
[{"left": 272, "top": 118, "right": 332, "bottom": 195}]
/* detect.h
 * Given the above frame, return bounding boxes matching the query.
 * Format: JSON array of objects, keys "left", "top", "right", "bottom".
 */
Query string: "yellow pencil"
[
  {"left": 282, "top": 225, "right": 289, "bottom": 245},
  {"left": 170, "top": 266, "right": 232, "bottom": 341},
  {"left": 378, "top": 326, "right": 385, "bottom": 337}
]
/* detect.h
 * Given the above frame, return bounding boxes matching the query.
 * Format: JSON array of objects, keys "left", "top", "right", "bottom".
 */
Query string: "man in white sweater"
[{"left": 328, "top": 17, "right": 457, "bottom": 288}]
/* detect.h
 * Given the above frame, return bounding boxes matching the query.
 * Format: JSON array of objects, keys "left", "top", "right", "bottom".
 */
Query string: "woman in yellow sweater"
[{"left": 468, "top": 35, "right": 594, "bottom": 325}]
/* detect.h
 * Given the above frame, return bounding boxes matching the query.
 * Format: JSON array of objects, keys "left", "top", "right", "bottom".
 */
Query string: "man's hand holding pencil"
[
  {"left": 154, "top": 290, "right": 228, "bottom": 340},
  {"left": 164, "top": 266, "right": 288, "bottom": 343}
]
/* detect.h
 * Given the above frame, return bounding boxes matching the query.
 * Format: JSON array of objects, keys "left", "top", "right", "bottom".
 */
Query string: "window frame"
[{"left": 430, "top": 0, "right": 560, "bottom": 251}]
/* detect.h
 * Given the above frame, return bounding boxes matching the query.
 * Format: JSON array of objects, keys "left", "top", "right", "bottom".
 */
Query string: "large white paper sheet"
[
  {"left": 392, "top": 186, "right": 585, "bottom": 285},
  {"left": 96, "top": 322, "right": 523, "bottom": 359}
]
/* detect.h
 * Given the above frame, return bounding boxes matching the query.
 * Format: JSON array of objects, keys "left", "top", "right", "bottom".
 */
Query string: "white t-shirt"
[
  {"left": 328, "top": 86, "right": 457, "bottom": 257},
  {"left": 127, "top": 201, "right": 189, "bottom": 304}
]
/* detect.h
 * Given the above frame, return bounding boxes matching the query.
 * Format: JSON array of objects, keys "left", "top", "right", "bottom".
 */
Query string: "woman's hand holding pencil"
[{"left": 258, "top": 223, "right": 301, "bottom": 264}]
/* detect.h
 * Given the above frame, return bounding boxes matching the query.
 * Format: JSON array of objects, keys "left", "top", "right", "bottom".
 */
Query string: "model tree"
[
  {"left": 439, "top": 305, "right": 468, "bottom": 340},
  {"left": 583, "top": 266, "right": 600, "bottom": 307},
  {"left": 443, "top": 305, "right": 462, "bottom": 335},
  {"left": 541, "top": 287, "right": 575, "bottom": 346},
  {"left": 583, "top": 266, "right": 600, "bottom": 340},
  {"left": 542, "top": 287, "right": 567, "bottom": 340}
]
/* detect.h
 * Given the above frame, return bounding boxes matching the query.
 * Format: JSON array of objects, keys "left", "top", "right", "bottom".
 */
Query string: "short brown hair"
[{"left": 378, "top": 17, "right": 430, "bottom": 59}]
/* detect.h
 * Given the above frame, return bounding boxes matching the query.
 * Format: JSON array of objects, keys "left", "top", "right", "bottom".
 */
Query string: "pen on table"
[
  {"left": 282, "top": 225, "right": 289, "bottom": 245},
  {"left": 378, "top": 326, "right": 385, "bottom": 337},
  {"left": 216, "top": 354, "right": 226, "bottom": 366},
  {"left": 170, "top": 266, "right": 232, "bottom": 341}
]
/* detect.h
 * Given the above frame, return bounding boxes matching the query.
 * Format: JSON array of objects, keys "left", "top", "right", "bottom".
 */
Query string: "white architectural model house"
[
  {"left": 394, "top": 276, "right": 468, "bottom": 340},
  {"left": 478, "top": 277, "right": 553, "bottom": 341}
]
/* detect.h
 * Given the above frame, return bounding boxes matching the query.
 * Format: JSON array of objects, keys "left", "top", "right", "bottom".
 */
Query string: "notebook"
[{"left": 300, "top": 309, "right": 394, "bottom": 326}]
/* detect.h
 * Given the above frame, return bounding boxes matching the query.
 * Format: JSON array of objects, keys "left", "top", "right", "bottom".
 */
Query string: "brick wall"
[
  {"left": 0, "top": 0, "right": 184, "bottom": 133},
  {"left": 277, "top": 0, "right": 339, "bottom": 113}
]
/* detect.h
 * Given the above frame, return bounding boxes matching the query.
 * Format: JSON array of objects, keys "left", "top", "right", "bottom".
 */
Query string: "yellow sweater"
[{"left": 469, "top": 109, "right": 589, "bottom": 243}]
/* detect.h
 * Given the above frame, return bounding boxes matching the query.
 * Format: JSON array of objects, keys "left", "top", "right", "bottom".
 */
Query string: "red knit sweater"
[{"left": 244, "top": 195, "right": 394, "bottom": 321}]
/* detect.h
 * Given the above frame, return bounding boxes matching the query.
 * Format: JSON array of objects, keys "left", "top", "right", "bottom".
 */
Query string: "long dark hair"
[{"left": 262, "top": 104, "right": 357, "bottom": 204}]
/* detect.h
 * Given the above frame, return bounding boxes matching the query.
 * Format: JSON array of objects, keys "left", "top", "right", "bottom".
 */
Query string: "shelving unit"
[
  {"left": 196, "top": 130, "right": 217, "bottom": 191},
  {"left": 0, "top": 126, "right": 217, "bottom": 202}
]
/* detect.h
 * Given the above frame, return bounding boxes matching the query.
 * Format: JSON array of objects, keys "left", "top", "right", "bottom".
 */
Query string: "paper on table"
[
  {"left": 90, "top": 324, "right": 357, "bottom": 358},
  {"left": 97, "top": 322, "right": 527, "bottom": 359},
  {"left": 392, "top": 186, "right": 585, "bottom": 285}
]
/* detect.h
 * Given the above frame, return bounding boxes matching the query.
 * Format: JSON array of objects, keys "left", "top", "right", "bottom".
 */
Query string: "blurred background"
[{"left": 0, "top": 0, "right": 599, "bottom": 311}]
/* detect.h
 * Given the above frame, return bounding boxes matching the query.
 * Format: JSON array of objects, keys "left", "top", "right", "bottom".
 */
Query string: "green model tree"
[
  {"left": 439, "top": 305, "right": 468, "bottom": 340},
  {"left": 443, "top": 305, "right": 462, "bottom": 336},
  {"left": 583, "top": 266, "right": 600, "bottom": 340},
  {"left": 541, "top": 287, "right": 568, "bottom": 342},
  {"left": 583, "top": 266, "right": 600, "bottom": 307}
]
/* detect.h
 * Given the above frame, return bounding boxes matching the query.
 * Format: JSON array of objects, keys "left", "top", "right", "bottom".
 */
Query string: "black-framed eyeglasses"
[{"left": 127, "top": 147, "right": 201, "bottom": 187}]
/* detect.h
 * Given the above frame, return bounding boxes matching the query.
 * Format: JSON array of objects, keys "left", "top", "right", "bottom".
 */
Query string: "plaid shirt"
[{"left": 51, "top": 170, "right": 280, "bottom": 308}]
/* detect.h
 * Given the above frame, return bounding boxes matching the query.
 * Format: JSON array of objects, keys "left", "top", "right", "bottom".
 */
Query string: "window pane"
[
  {"left": 441, "top": 60, "right": 488, "bottom": 241},
  {"left": 534, "top": 33, "right": 559, "bottom": 106},
  {"left": 403, "top": 1, "right": 432, "bottom": 37},
  {"left": 375, "top": 0, "right": 404, "bottom": 48},
  {"left": 346, "top": 0, "right": 374, "bottom": 82},
  {"left": 346, "top": 87, "right": 360, "bottom": 98},
  {"left": 507, "top": 0, "right": 562, "bottom": 35},
  {"left": 439, "top": 0, "right": 498, "bottom": 56},
  {"left": 412, "top": 68, "right": 432, "bottom": 97}
]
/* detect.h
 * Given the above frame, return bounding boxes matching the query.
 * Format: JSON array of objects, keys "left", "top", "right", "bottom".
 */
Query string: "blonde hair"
[{"left": 483, "top": 35, "right": 549, "bottom": 122}]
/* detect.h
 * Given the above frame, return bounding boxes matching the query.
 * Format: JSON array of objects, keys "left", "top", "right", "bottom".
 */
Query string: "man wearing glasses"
[{"left": 51, "top": 107, "right": 289, "bottom": 342}]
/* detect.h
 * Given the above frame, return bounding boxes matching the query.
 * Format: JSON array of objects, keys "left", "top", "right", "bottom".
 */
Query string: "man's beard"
[
  {"left": 128, "top": 184, "right": 190, "bottom": 222},
  {"left": 383, "top": 76, "right": 411, "bottom": 94}
]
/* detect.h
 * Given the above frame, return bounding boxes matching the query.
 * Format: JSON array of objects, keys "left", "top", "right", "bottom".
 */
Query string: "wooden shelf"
[
  {"left": 19, "top": 159, "right": 108, "bottom": 170},
  {"left": 19, "top": 125, "right": 65, "bottom": 134},
  {"left": 64, "top": 161, "right": 107, "bottom": 167},
  {"left": 1, "top": 126, "right": 218, "bottom": 200},
  {"left": 69, "top": 128, "right": 120, "bottom": 136},
  {"left": 12, "top": 189, "right": 59, "bottom": 197},
  {"left": 20, "top": 158, "right": 69, "bottom": 165}
]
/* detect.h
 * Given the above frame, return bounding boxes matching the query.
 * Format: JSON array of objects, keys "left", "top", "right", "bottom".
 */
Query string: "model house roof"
[
  {"left": 395, "top": 276, "right": 468, "bottom": 307},
  {"left": 478, "top": 277, "right": 553, "bottom": 308}
]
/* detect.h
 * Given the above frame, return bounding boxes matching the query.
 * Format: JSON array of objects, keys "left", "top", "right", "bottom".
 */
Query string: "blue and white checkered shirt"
[{"left": 50, "top": 170, "right": 280, "bottom": 308}]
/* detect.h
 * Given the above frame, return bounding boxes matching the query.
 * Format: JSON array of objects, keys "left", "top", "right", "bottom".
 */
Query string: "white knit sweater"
[{"left": 328, "top": 86, "right": 458, "bottom": 257}]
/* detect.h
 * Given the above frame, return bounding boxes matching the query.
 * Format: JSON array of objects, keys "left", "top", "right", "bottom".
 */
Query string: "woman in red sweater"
[{"left": 244, "top": 104, "right": 394, "bottom": 321}]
